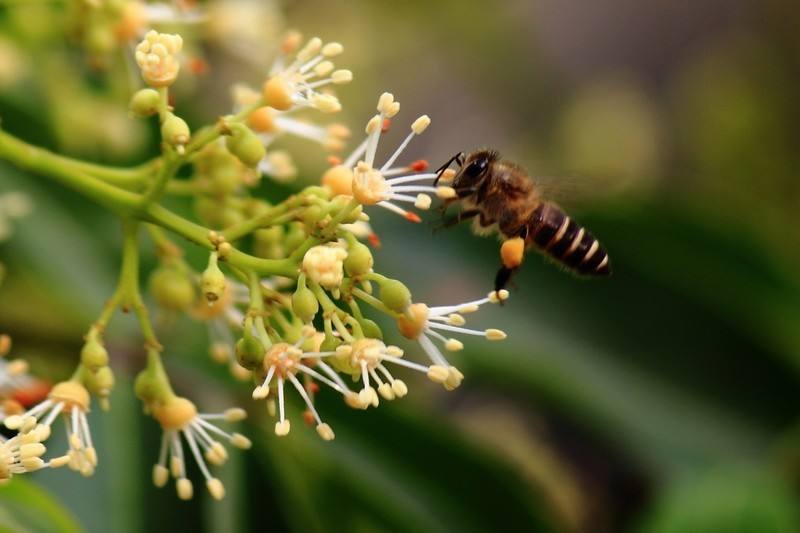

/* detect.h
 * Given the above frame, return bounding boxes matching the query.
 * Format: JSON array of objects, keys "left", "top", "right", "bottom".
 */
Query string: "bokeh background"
[{"left": 1, "top": 1, "right": 799, "bottom": 532}]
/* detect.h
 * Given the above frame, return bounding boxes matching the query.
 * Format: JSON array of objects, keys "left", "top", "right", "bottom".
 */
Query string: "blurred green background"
[{"left": 0, "top": 1, "right": 799, "bottom": 532}]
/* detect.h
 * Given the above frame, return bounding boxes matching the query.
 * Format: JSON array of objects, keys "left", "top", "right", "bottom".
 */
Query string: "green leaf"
[{"left": 0, "top": 478, "right": 82, "bottom": 533}]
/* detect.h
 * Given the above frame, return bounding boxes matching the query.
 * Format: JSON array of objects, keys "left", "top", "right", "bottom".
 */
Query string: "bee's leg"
[
  {"left": 494, "top": 266, "right": 517, "bottom": 294},
  {"left": 433, "top": 152, "right": 464, "bottom": 185},
  {"left": 433, "top": 208, "right": 481, "bottom": 233}
]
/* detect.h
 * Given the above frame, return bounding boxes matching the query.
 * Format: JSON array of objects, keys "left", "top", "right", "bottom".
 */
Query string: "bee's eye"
[{"left": 465, "top": 158, "right": 487, "bottom": 179}]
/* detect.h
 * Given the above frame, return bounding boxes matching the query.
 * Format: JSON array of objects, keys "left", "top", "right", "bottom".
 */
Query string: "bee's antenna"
[{"left": 433, "top": 152, "right": 464, "bottom": 186}]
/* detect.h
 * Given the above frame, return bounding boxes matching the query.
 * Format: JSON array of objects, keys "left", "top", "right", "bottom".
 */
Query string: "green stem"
[
  {"left": 119, "top": 219, "right": 161, "bottom": 350},
  {"left": 0, "top": 129, "right": 142, "bottom": 214},
  {"left": 138, "top": 152, "right": 181, "bottom": 209}
]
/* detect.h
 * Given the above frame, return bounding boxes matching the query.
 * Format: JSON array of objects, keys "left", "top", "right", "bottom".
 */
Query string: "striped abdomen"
[{"left": 526, "top": 202, "right": 611, "bottom": 276}]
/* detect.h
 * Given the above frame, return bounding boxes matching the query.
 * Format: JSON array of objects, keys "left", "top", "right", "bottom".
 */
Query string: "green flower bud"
[
  {"left": 320, "top": 336, "right": 342, "bottom": 352},
  {"left": 201, "top": 253, "right": 226, "bottom": 303},
  {"left": 235, "top": 334, "right": 265, "bottom": 370},
  {"left": 225, "top": 123, "right": 265, "bottom": 168},
  {"left": 208, "top": 162, "right": 243, "bottom": 197},
  {"left": 86, "top": 365, "right": 115, "bottom": 410},
  {"left": 80, "top": 336, "right": 109, "bottom": 372},
  {"left": 129, "top": 88, "right": 161, "bottom": 118},
  {"left": 161, "top": 113, "right": 190, "bottom": 150},
  {"left": 344, "top": 240, "right": 374, "bottom": 277},
  {"left": 292, "top": 285, "right": 319, "bottom": 323},
  {"left": 149, "top": 267, "right": 195, "bottom": 311},
  {"left": 134, "top": 371, "right": 160, "bottom": 404},
  {"left": 360, "top": 318, "right": 383, "bottom": 340},
  {"left": 86, "top": 365, "right": 115, "bottom": 395},
  {"left": 301, "top": 204, "right": 325, "bottom": 227},
  {"left": 379, "top": 279, "right": 412, "bottom": 312}
]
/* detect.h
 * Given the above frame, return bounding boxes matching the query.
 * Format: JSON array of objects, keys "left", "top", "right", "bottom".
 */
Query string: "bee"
[{"left": 434, "top": 149, "right": 611, "bottom": 291}]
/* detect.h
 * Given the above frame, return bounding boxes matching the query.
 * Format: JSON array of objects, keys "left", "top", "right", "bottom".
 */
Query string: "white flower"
[
  {"left": 151, "top": 397, "right": 251, "bottom": 501},
  {"left": 135, "top": 30, "right": 183, "bottom": 87},
  {"left": 1, "top": 416, "right": 69, "bottom": 482},
  {"left": 4, "top": 381, "right": 97, "bottom": 476},
  {"left": 324, "top": 92, "right": 454, "bottom": 222},
  {"left": 251, "top": 327, "right": 367, "bottom": 440},
  {"left": 302, "top": 244, "right": 348, "bottom": 290},
  {"left": 262, "top": 35, "right": 351, "bottom": 113},
  {"left": 396, "top": 291, "right": 509, "bottom": 390},
  {"left": 334, "top": 339, "right": 411, "bottom": 406}
]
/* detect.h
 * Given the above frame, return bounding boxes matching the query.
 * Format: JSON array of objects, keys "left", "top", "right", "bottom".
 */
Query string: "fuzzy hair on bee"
[{"left": 434, "top": 148, "right": 611, "bottom": 291}]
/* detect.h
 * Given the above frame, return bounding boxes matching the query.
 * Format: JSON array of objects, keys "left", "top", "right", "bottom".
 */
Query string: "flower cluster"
[{"left": 0, "top": 20, "right": 516, "bottom": 508}]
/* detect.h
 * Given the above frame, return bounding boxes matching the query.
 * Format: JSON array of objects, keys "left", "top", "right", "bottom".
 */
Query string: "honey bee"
[{"left": 434, "top": 149, "right": 611, "bottom": 291}]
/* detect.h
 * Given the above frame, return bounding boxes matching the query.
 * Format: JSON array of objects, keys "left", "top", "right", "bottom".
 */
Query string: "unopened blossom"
[
  {"left": 396, "top": 291, "right": 509, "bottom": 390},
  {"left": 252, "top": 327, "right": 367, "bottom": 440},
  {"left": 323, "top": 93, "right": 454, "bottom": 222},
  {"left": 135, "top": 30, "right": 183, "bottom": 87},
  {"left": 151, "top": 397, "right": 251, "bottom": 501},
  {"left": 1, "top": 416, "right": 69, "bottom": 481},
  {"left": 262, "top": 35, "right": 352, "bottom": 113},
  {"left": 4, "top": 381, "right": 97, "bottom": 476},
  {"left": 302, "top": 244, "right": 348, "bottom": 289}
]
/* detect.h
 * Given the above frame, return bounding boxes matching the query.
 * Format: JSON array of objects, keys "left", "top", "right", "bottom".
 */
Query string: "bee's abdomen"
[{"left": 528, "top": 203, "right": 611, "bottom": 276}]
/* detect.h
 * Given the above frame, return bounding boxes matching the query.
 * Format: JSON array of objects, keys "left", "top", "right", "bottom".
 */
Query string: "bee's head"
[{"left": 451, "top": 149, "right": 498, "bottom": 191}]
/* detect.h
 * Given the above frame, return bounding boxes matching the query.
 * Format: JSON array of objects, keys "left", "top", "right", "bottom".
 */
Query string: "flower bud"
[
  {"left": 80, "top": 336, "right": 109, "bottom": 372},
  {"left": 149, "top": 267, "right": 195, "bottom": 311},
  {"left": 359, "top": 318, "right": 383, "bottom": 340},
  {"left": 225, "top": 123, "right": 265, "bottom": 168},
  {"left": 379, "top": 279, "right": 411, "bottom": 312},
  {"left": 86, "top": 366, "right": 115, "bottom": 407},
  {"left": 161, "top": 113, "right": 190, "bottom": 150},
  {"left": 302, "top": 245, "right": 348, "bottom": 289},
  {"left": 344, "top": 240, "right": 373, "bottom": 277},
  {"left": 129, "top": 88, "right": 161, "bottom": 118},
  {"left": 235, "top": 334, "right": 265, "bottom": 370},
  {"left": 301, "top": 205, "right": 325, "bottom": 228},
  {"left": 292, "top": 285, "right": 319, "bottom": 324},
  {"left": 201, "top": 253, "right": 226, "bottom": 303}
]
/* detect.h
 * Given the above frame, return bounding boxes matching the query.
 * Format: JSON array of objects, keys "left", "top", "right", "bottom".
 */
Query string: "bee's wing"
[{"left": 533, "top": 174, "right": 614, "bottom": 210}]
